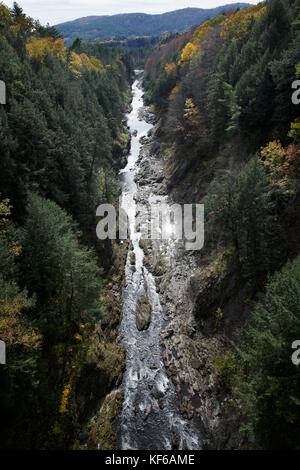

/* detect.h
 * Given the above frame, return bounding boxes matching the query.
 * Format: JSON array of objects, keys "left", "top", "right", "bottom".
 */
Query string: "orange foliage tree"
[
  {"left": 0, "top": 198, "right": 41, "bottom": 351},
  {"left": 26, "top": 36, "right": 66, "bottom": 62},
  {"left": 260, "top": 140, "right": 300, "bottom": 197},
  {"left": 165, "top": 62, "right": 176, "bottom": 77}
]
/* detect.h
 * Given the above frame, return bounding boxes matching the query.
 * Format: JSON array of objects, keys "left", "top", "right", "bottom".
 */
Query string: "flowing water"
[{"left": 118, "top": 72, "right": 202, "bottom": 450}]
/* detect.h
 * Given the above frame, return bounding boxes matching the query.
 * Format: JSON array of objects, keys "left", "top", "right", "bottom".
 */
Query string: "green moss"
[
  {"left": 88, "top": 390, "right": 124, "bottom": 450},
  {"left": 211, "top": 351, "right": 237, "bottom": 392}
]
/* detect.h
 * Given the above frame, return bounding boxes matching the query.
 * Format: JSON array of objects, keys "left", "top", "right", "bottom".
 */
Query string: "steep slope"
[
  {"left": 143, "top": 0, "right": 300, "bottom": 449},
  {"left": 56, "top": 5, "right": 250, "bottom": 43},
  {"left": 0, "top": 2, "right": 132, "bottom": 450}
]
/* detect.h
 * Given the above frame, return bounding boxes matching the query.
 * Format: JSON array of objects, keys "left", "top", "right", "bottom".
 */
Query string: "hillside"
[
  {"left": 1, "top": 0, "right": 300, "bottom": 453},
  {"left": 55, "top": 4, "right": 250, "bottom": 43},
  {"left": 144, "top": 0, "right": 300, "bottom": 449},
  {"left": 0, "top": 2, "right": 132, "bottom": 449}
]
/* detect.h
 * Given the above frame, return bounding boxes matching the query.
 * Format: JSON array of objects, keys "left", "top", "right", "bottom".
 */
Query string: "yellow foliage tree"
[
  {"left": 0, "top": 282, "right": 40, "bottom": 350},
  {"left": 26, "top": 36, "right": 66, "bottom": 62},
  {"left": 26, "top": 37, "right": 51, "bottom": 60},
  {"left": 10, "top": 15, "right": 36, "bottom": 36},
  {"left": 0, "top": 197, "right": 40, "bottom": 351},
  {"left": 260, "top": 140, "right": 300, "bottom": 196},
  {"left": 0, "top": 3, "right": 12, "bottom": 27},
  {"left": 221, "top": 4, "right": 266, "bottom": 40},
  {"left": 0, "top": 197, "right": 12, "bottom": 233},
  {"left": 59, "top": 384, "right": 71, "bottom": 413},
  {"left": 90, "top": 56, "right": 104, "bottom": 70},
  {"left": 179, "top": 42, "right": 198, "bottom": 66},
  {"left": 183, "top": 98, "right": 202, "bottom": 141},
  {"left": 184, "top": 98, "right": 201, "bottom": 123},
  {"left": 69, "top": 52, "right": 103, "bottom": 76},
  {"left": 193, "top": 22, "right": 213, "bottom": 44},
  {"left": 0, "top": 196, "right": 21, "bottom": 255},
  {"left": 288, "top": 119, "right": 300, "bottom": 143},
  {"left": 165, "top": 62, "right": 176, "bottom": 77}
]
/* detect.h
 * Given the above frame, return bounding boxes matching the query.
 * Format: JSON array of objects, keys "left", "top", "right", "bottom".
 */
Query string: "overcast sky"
[{"left": 4, "top": 0, "right": 258, "bottom": 25}]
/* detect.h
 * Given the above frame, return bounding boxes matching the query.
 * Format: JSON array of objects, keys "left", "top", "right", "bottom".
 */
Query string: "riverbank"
[
  {"left": 134, "top": 108, "right": 246, "bottom": 449},
  {"left": 81, "top": 76, "right": 245, "bottom": 451},
  {"left": 117, "top": 76, "right": 203, "bottom": 450}
]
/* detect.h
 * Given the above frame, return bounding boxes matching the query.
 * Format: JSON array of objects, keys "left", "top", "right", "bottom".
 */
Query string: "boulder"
[
  {"left": 136, "top": 295, "right": 151, "bottom": 331},
  {"left": 144, "top": 403, "right": 152, "bottom": 420}
]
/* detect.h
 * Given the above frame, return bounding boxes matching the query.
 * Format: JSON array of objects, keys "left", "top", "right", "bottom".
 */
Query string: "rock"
[
  {"left": 158, "top": 399, "right": 164, "bottom": 409},
  {"left": 139, "top": 135, "right": 150, "bottom": 145},
  {"left": 136, "top": 295, "right": 151, "bottom": 331},
  {"left": 163, "top": 329, "right": 174, "bottom": 339},
  {"left": 190, "top": 357, "right": 202, "bottom": 370},
  {"left": 152, "top": 254, "right": 166, "bottom": 276},
  {"left": 130, "top": 252, "right": 136, "bottom": 265},
  {"left": 150, "top": 141, "right": 160, "bottom": 155},
  {"left": 151, "top": 386, "right": 164, "bottom": 400},
  {"left": 139, "top": 239, "right": 149, "bottom": 253},
  {"left": 144, "top": 404, "right": 152, "bottom": 420},
  {"left": 188, "top": 254, "right": 240, "bottom": 324},
  {"left": 186, "top": 325, "right": 196, "bottom": 338},
  {"left": 156, "top": 175, "right": 164, "bottom": 183},
  {"left": 79, "top": 433, "right": 89, "bottom": 446},
  {"left": 171, "top": 434, "right": 180, "bottom": 450}
]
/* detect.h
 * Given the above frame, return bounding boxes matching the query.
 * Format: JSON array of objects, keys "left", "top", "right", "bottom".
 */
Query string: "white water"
[{"left": 118, "top": 73, "right": 202, "bottom": 450}]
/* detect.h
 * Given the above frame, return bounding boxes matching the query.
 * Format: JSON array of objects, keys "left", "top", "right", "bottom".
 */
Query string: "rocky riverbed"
[
  {"left": 134, "top": 104, "right": 246, "bottom": 450},
  {"left": 84, "top": 77, "right": 246, "bottom": 451},
  {"left": 117, "top": 76, "right": 203, "bottom": 450}
]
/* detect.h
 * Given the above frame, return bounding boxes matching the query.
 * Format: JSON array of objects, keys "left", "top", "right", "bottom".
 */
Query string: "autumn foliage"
[{"left": 260, "top": 140, "right": 300, "bottom": 196}]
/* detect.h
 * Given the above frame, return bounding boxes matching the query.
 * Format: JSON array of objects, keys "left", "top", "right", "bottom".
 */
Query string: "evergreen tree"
[
  {"left": 204, "top": 159, "right": 278, "bottom": 283},
  {"left": 238, "top": 254, "right": 300, "bottom": 449},
  {"left": 20, "top": 193, "right": 104, "bottom": 337}
]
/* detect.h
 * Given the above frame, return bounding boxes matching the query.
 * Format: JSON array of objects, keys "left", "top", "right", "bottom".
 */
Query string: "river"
[{"left": 118, "top": 71, "right": 202, "bottom": 450}]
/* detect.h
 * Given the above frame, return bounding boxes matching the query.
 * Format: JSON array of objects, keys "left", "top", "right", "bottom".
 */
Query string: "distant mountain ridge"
[{"left": 56, "top": 4, "right": 250, "bottom": 43}]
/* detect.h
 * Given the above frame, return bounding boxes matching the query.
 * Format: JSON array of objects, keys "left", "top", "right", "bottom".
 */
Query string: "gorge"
[
  {"left": 1, "top": 0, "right": 300, "bottom": 451},
  {"left": 118, "top": 72, "right": 203, "bottom": 450}
]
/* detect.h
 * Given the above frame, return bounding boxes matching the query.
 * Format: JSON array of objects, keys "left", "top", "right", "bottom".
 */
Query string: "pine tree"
[
  {"left": 20, "top": 193, "right": 104, "bottom": 337},
  {"left": 237, "top": 254, "right": 300, "bottom": 449},
  {"left": 204, "top": 158, "right": 278, "bottom": 283}
]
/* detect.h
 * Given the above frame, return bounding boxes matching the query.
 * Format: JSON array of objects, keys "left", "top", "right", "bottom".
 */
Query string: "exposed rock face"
[
  {"left": 133, "top": 113, "right": 249, "bottom": 449},
  {"left": 136, "top": 294, "right": 151, "bottom": 331},
  {"left": 130, "top": 251, "right": 136, "bottom": 266},
  {"left": 87, "top": 390, "right": 124, "bottom": 450},
  {"left": 75, "top": 240, "right": 128, "bottom": 450},
  {"left": 144, "top": 404, "right": 152, "bottom": 420}
]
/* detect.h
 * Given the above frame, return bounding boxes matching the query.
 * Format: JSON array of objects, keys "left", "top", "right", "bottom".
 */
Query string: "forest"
[
  {"left": 0, "top": 1, "right": 133, "bottom": 449},
  {"left": 0, "top": 0, "right": 300, "bottom": 451},
  {"left": 144, "top": 0, "right": 300, "bottom": 449},
  {"left": 55, "top": 4, "right": 250, "bottom": 43}
]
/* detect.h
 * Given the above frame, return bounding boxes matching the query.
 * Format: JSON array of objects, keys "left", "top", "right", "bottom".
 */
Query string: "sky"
[{"left": 4, "top": 0, "right": 258, "bottom": 25}]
